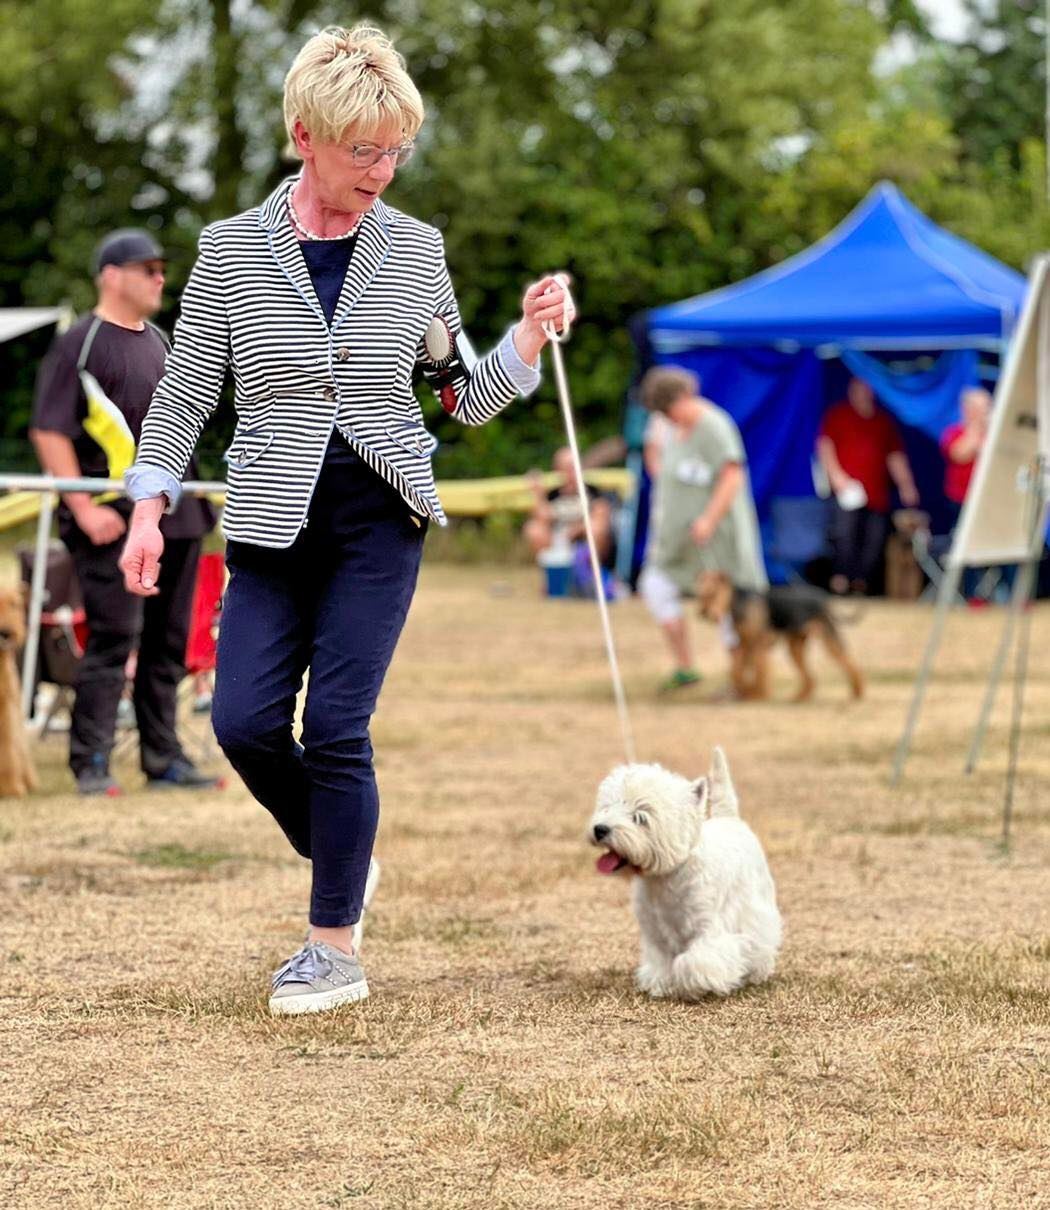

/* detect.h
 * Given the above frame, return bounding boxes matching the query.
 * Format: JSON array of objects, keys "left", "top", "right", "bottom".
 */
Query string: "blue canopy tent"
[{"left": 626, "top": 182, "right": 1027, "bottom": 584}]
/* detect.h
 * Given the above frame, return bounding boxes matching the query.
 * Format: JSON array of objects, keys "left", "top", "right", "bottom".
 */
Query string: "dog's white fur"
[{"left": 589, "top": 747, "right": 781, "bottom": 999}]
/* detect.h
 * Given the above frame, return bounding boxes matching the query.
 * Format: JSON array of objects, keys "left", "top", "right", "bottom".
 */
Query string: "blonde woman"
[{"left": 120, "top": 25, "right": 574, "bottom": 1014}]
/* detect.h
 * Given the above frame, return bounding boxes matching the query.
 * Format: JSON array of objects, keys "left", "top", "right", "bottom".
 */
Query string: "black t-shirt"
[{"left": 31, "top": 314, "right": 215, "bottom": 541}]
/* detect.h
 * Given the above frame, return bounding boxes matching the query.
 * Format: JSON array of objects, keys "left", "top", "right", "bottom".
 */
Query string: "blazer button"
[
  {"left": 323, "top": 387, "right": 336, "bottom": 402},
  {"left": 336, "top": 347, "right": 351, "bottom": 362}
]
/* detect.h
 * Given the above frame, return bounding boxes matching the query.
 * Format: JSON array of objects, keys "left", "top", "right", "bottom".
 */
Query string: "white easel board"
[{"left": 949, "top": 253, "right": 1050, "bottom": 567}]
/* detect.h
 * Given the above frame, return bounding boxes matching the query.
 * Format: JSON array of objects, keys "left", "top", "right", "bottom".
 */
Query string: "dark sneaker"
[
  {"left": 351, "top": 858, "right": 381, "bottom": 954},
  {"left": 146, "top": 756, "right": 222, "bottom": 790},
  {"left": 269, "top": 941, "right": 369, "bottom": 1016},
  {"left": 76, "top": 757, "right": 123, "bottom": 798}
]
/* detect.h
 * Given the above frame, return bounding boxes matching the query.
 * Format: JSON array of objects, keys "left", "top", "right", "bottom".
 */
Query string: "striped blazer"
[{"left": 129, "top": 176, "right": 540, "bottom": 547}]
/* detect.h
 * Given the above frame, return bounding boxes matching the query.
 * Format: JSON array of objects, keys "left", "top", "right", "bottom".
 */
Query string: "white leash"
[{"left": 542, "top": 276, "right": 637, "bottom": 763}]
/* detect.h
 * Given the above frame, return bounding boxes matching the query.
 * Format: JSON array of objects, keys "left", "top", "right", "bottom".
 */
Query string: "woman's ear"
[{"left": 292, "top": 119, "right": 314, "bottom": 160}]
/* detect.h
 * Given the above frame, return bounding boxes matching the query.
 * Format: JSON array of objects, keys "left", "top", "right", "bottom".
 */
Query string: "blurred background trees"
[{"left": 1, "top": 0, "right": 1048, "bottom": 476}]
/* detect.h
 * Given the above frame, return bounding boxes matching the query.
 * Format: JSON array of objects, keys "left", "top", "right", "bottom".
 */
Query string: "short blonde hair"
[
  {"left": 640, "top": 366, "right": 699, "bottom": 414},
  {"left": 283, "top": 25, "right": 424, "bottom": 152}
]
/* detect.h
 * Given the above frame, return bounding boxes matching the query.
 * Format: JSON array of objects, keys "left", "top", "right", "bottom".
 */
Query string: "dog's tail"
[{"left": 708, "top": 746, "right": 740, "bottom": 818}]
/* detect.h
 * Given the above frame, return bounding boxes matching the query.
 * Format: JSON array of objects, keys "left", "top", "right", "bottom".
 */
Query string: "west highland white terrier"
[{"left": 589, "top": 747, "right": 782, "bottom": 999}]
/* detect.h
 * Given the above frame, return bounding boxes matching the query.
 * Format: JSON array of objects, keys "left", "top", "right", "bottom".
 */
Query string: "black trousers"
[
  {"left": 829, "top": 504, "right": 889, "bottom": 590},
  {"left": 62, "top": 511, "right": 200, "bottom": 777}
]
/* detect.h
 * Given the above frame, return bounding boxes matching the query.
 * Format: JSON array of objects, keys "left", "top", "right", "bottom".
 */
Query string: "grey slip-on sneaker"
[{"left": 269, "top": 941, "right": 369, "bottom": 1016}]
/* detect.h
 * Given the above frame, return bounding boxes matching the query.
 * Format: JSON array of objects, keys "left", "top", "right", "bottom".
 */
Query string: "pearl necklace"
[{"left": 286, "top": 190, "right": 362, "bottom": 242}]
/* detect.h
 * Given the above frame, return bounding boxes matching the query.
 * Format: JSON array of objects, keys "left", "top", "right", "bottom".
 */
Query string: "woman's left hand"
[{"left": 513, "top": 274, "right": 576, "bottom": 365}]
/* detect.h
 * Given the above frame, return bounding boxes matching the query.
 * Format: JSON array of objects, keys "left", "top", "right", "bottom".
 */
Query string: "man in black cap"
[{"left": 29, "top": 228, "right": 219, "bottom": 795}]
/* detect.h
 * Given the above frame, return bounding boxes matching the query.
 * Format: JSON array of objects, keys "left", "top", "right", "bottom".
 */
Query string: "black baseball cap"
[{"left": 93, "top": 229, "right": 165, "bottom": 274}]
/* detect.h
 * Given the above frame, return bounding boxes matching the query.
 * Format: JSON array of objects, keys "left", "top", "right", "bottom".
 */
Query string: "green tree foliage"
[
  {"left": 0, "top": 0, "right": 204, "bottom": 464},
  {"left": 935, "top": 0, "right": 1046, "bottom": 170},
  {"left": 1, "top": 0, "right": 1046, "bottom": 477}
]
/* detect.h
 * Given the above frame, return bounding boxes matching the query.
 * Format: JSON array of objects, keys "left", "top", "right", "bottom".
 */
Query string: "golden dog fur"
[
  {"left": 696, "top": 570, "right": 864, "bottom": 703},
  {"left": 0, "top": 585, "right": 38, "bottom": 797}
]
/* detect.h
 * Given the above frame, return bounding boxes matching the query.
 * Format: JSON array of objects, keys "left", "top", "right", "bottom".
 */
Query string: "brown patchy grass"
[{"left": 1, "top": 564, "right": 1048, "bottom": 1209}]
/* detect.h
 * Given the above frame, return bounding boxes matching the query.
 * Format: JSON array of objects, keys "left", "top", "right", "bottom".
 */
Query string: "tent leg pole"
[
  {"left": 617, "top": 450, "right": 642, "bottom": 586},
  {"left": 1002, "top": 555, "right": 1037, "bottom": 847},
  {"left": 21, "top": 490, "right": 54, "bottom": 721},
  {"left": 1001, "top": 458, "right": 1046, "bottom": 844},
  {"left": 891, "top": 560, "right": 962, "bottom": 785},
  {"left": 964, "top": 564, "right": 1029, "bottom": 773}
]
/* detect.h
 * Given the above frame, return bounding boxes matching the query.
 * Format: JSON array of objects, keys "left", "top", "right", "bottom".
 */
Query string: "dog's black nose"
[{"left": 593, "top": 824, "right": 611, "bottom": 842}]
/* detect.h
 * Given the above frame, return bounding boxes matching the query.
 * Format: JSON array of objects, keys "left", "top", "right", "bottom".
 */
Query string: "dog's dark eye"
[{"left": 633, "top": 811, "right": 649, "bottom": 827}]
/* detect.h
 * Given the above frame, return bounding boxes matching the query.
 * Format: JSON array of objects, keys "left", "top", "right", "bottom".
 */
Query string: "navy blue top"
[{"left": 299, "top": 236, "right": 357, "bottom": 325}]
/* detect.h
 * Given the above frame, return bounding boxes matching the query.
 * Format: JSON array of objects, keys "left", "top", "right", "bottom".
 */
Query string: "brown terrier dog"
[
  {"left": 696, "top": 570, "right": 864, "bottom": 703},
  {"left": 0, "top": 585, "right": 38, "bottom": 797}
]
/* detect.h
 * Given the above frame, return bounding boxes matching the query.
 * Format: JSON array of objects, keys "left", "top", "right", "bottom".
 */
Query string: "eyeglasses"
[
  {"left": 127, "top": 261, "right": 165, "bottom": 278},
  {"left": 347, "top": 140, "right": 415, "bottom": 168}
]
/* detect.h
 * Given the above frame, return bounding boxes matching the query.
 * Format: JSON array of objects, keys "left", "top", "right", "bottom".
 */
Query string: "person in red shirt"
[
  {"left": 817, "top": 377, "right": 920, "bottom": 595},
  {"left": 940, "top": 387, "right": 997, "bottom": 602},
  {"left": 940, "top": 387, "right": 990, "bottom": 510}
]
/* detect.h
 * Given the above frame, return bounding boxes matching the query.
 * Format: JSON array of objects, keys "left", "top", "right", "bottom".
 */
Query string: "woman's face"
[
  {"left": 962, "top": 389, "right": 990, "bottom": 428},
  {"left": 296, "top": 119, "right": 405, "bottom": 216}
]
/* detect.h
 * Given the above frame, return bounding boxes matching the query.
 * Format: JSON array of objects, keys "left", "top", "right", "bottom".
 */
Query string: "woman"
[
  {"left": 119, "top": 25, "right": 574, "bottom": 1015},
  {"left": 636, "top": 366, "right": 767, "bottom": 694}
]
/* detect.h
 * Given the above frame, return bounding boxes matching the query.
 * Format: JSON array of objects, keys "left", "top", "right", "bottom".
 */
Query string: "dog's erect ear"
[
  {"left": 707, "top": 746, "right": 739, "bottom": 818},
  {"left": 691, "top": 776, "right": 709, "bottom": 816}
]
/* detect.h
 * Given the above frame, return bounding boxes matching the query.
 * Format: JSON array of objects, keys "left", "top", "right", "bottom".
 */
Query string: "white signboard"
[{"left": 949, "top": 255, "right": 1050, "bottom": 567}]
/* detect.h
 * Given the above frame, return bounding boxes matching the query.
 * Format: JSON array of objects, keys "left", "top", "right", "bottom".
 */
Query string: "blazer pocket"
[
  {"left": 386, "top": 420, "right": 438, "bottom": 458},
  {"left": 234, "top": 388, "right": 276, "bottom": 430},
  {"left": 223, "top": 428, "right": 275, "bottom": 470}
]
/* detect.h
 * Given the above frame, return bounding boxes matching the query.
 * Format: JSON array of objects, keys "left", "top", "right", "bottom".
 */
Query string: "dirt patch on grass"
[{"left": 1, "top": 568, "right": 1048, "bottom": 1208}]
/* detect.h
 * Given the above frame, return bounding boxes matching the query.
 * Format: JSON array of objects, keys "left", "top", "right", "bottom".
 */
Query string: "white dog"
[{"left": 589, "top": 747, "right": 782, "bottom": 999}]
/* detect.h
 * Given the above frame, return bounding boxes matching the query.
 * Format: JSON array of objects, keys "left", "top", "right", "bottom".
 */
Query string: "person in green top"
[{"left": 638, "top": 365, "right": 768, "bottom": 691}]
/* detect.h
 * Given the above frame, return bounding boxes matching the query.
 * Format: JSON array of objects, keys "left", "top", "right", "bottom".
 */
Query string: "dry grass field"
[{"left": 2, "top": 563, "right": 1048, "bottom": 1209}]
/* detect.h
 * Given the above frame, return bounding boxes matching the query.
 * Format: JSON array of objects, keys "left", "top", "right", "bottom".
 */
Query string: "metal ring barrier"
[{"left": 0, "top": 474, "right": 226, "bottom": 720}]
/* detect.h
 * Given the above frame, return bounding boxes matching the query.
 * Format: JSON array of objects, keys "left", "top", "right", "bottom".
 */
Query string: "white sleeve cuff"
[
  {"left": 498, "top": 326, "right": 542, "bottom": 397},
  {"left": 125, "top": 463, "right": 181, "bottom": 513}
]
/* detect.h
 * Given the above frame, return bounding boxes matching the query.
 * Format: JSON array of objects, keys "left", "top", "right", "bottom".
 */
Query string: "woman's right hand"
[{"left": 120, "top": 504, "right": 166, "bottom": 596}]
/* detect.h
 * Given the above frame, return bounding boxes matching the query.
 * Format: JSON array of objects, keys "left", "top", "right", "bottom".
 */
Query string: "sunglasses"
[{"left": 125, "top": 260, "right": 166, "bottom": 278}]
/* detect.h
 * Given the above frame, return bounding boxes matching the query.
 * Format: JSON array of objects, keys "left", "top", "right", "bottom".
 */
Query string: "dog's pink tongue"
[{"left": 596, "top": 851, "right": 622, "bottom": 875}]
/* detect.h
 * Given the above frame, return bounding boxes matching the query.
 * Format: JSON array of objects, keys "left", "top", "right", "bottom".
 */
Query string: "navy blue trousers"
[{"left": 211, "top": 438, "right": 426, "bottom": 927}]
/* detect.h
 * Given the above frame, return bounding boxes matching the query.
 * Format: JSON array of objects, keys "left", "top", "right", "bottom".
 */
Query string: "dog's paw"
[{"left": 636, "top": 963, "right": 673, "bottom": 998}]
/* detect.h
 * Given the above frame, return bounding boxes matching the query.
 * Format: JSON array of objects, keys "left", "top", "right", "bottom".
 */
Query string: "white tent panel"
[{"left": 0, "top": 308, "right": 63, "bottom": 343}]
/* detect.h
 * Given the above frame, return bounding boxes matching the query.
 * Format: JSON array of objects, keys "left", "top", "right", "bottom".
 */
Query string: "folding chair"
[
  {"left": 17, "top": 542, "right": 88, "bottom": 736},
  {"left": 896, "top": 510, "right": 1000, "bottom": 604}
]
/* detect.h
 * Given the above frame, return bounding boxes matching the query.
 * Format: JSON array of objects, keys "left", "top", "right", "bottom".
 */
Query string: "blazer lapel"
[
  {"left": 268, "top": 221, "right": 326, "bottom": 326},
  {"left": 259, "top": 177, "right": 325, "bottom": 325},
  {"left": 331, "top": 206, "right": 391, "bottom": 333},
  {"left": 257, "top": 177, "right": 395, "bottom": 332}
]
